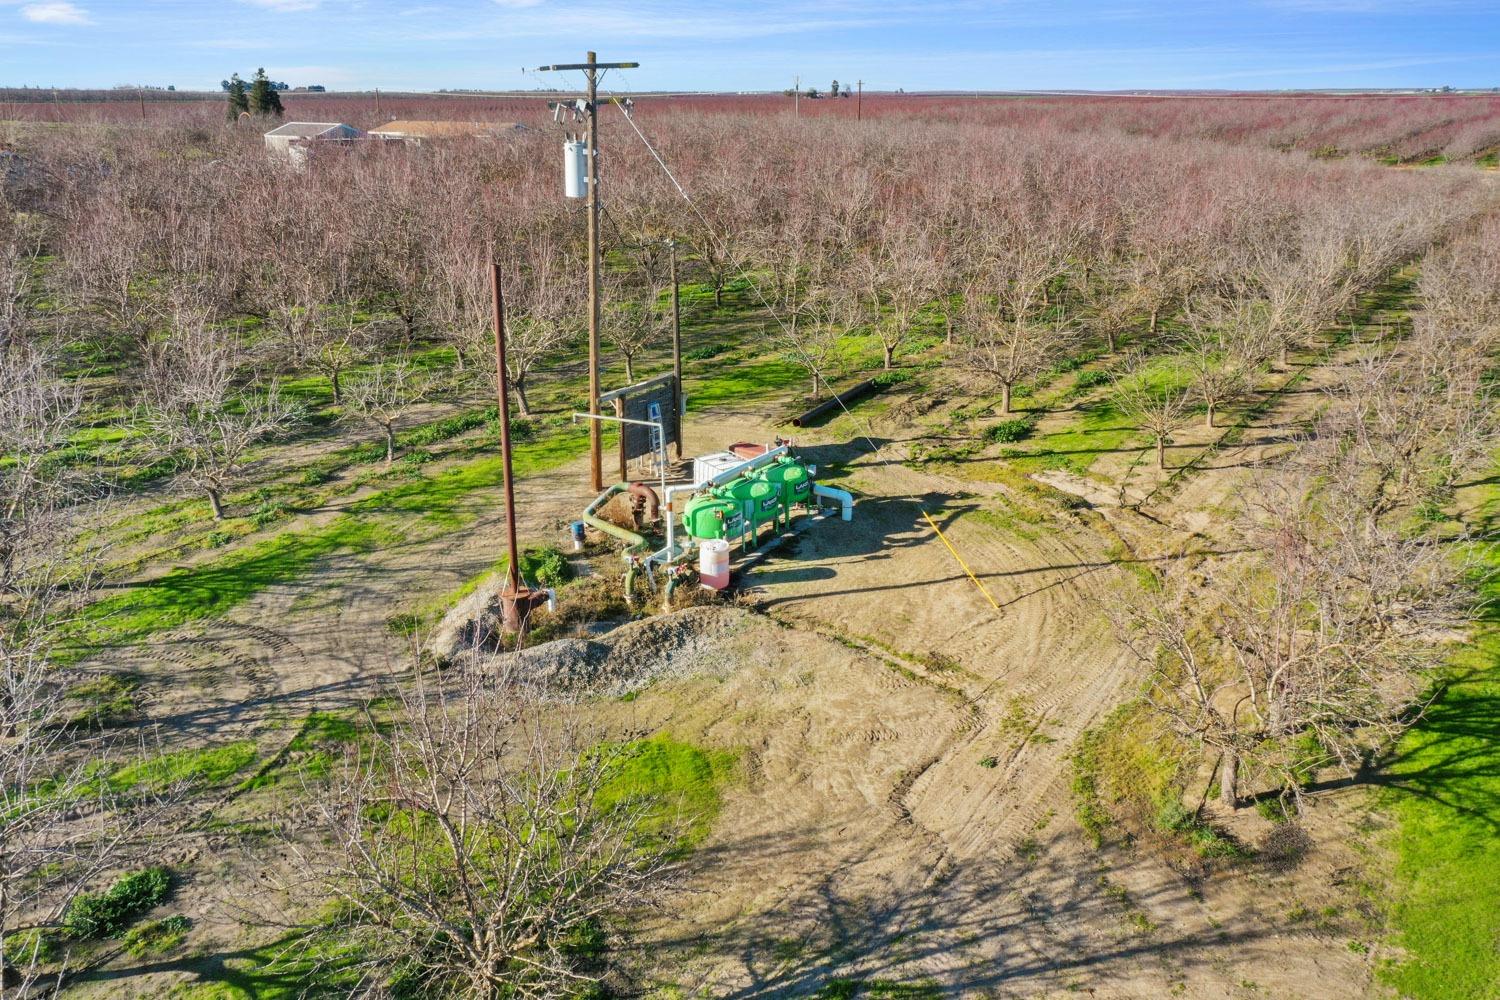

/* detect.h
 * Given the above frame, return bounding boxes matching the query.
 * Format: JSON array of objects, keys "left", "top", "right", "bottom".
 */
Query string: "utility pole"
[
  {"left": 374, "top": 87, "right": 381, "bottom": 118},
  {"left": 669, "top": 239, "right": 683, "bottom": 460},
  {"left": 538, "top": 51, "right": 639, "bottom": 492},
  {"left": 856, "top": 79, "right": 863, "bottom": 121},
  {"left": 489, "top": 261, "right": 549, "bottom": 638},
  {"left": 490, "top": 263, "right": 521, "bottom": 600}
]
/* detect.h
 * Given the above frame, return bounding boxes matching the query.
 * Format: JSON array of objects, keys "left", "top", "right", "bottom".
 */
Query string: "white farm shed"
[{"left": 263, "top": 122, "right": 366, "bottom": 166}]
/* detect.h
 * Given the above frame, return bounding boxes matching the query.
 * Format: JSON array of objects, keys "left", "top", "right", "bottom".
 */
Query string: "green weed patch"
[
  {"left": 596, "top": 735, "right": 740, "bottom": 852},
  {"left": 107, "top": 742, "right": 259, "bottom": 793},
  {"left": 1378, "top": 493, "right": 1500, "bottom": 999}
]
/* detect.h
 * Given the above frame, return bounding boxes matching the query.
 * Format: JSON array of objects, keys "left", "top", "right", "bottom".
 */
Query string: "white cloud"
[
  {"left": 237, "top": 0, "right": 321, "bottom": 10},
  {"left": 19, "top": 1, "right": 91, "bottom": 25}
]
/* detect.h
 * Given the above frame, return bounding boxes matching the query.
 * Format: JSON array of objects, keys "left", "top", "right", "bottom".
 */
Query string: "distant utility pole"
[
  {"left": 374, "top": 87, "right": 381, "bottom": 118},
  {"left": 537, "top": 51, "right": 639, "bottom": 492},
  {"left": 856, "top": 79, "right": 863, "bottom": 121}
]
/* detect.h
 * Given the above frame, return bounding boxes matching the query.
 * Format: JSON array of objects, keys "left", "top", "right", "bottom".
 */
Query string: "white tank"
[
  {"left": 698, "top": 539, "right": 730, "bottom": 591},
  {"left": 564, "top": 140, "right": 588, "bottom": 199}
]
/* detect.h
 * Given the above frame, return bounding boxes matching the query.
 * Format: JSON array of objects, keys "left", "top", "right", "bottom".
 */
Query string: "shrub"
[
  {"left": 520, "top": 546, "right": 571, "bottom": 589},
  {"left": 1074, "top": 369, "right": 1111, "bottom": 391},
  {"left": 684, "top": 343, "right": 727, "bottom": 361},
  {"left": 871, "top": 369, "right": 914, "bottom": 388},
  {"left": 250, "top": 500, "right": 290, "bottom": 529},
  {"left": 203, "top": 529, "right": 234, "bottom": 549},
  {"left": 985, "top": 418, "right": 1036, "bottom": 444},
  {"left": 400, "top": 408, "right": 493, "bottom": 448},
  {"left": 65, "top": 867, "right": 172, "bottom": 939}
]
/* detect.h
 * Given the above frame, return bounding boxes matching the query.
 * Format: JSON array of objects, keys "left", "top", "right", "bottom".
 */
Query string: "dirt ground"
[
  {"left": 79, "top": 348, "right": 1394, "bottom": 998},
  {"left": 560, "top": 362, "right": 1387, "bottom": 999}
]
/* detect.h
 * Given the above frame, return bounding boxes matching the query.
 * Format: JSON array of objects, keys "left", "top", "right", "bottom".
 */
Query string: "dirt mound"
[{"left": 489, "top": 605, "right": 758, "bottom": 694}]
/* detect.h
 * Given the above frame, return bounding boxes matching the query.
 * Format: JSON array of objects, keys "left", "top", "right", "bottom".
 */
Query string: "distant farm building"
[
  {"left": 368, "top": 120, "right": 532, "bottom": 143},
  {"left": 263, "top": 122, "right": 366, "bottom": 166}
]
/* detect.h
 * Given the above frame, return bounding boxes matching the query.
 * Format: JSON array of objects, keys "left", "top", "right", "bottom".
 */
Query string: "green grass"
[
  {"left": 684, "top": 356, "right": 805, "bottom": 411},
  {"left": 1003, "top": 396, "right": 1140, "bottom": 475},
  {"left": 1377, "top": 481, "right": 1500, "bottom": 999},
  {"left": 122, "top": 914, "right": 191, "bottom": 957},
  {"left": 596, "top": 735, "right": 740, "bottom": 851},
  {"left": 69, "top": 425, "right": 589, "bottom": 654},
  {"left": 107, "top": 742, "right": 259, "bottom": 793},
  {"left": 167, "top": 928, "right": 369, "bottom": 1000},
  {"left": 239, "top": 710, "right": 368, "bottom": 791}
]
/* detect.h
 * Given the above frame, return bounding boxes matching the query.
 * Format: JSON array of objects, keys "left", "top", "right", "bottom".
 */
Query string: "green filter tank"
[
  {"left": 746, "top": 477, "right": 781, "bottom": 542},
  {"left": 718, "top": 476, "right": 761, "bottom": 536},
  {"left": 762, "top": 458, "right": 811, "bottom": 512},
  {"left": 682, "top": 493, "right": 741, "bottom": 540}
]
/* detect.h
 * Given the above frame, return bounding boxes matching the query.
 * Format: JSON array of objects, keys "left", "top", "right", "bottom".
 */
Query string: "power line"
[{"left": 599, "top": 85, "right": 914, "bottom": 497}]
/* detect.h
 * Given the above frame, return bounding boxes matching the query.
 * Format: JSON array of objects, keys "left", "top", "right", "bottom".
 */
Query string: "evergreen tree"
[
  {"left": 831, "top": 80, "right": 840, "bottom": 98},
  {"left": 249, "top": 68, "right": 284, "bottom": 117},
  {"left": 225, "top": 73, "right": 249, "bottom": 120}
]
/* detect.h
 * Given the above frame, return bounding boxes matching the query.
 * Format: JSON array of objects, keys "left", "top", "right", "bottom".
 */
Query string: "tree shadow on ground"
[{"left": 629, "top": 823, "right": 1282, "bottom": 998}]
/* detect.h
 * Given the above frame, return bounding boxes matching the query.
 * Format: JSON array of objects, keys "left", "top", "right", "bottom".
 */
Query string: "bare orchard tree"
[
  {"left": 603, "top": 273, "right": 668, "bottom": 385},
  {"left": 1178, "top": 297, "right": 1270, "bottom": 429},
  {"left": 0, "top": 640, "right": 148, "bottom": 995},
  {"left": 0, "top": 350, "right": 81, "bottom": 593},
  {"left": 748, "top": 208, "right": 852, "bottom": 400},
  {"left": 774, "top": 285, "right": 858, "bottom": 401},
  {"left": 1114, "top": 468, "right": 1472, "bottom": 808},
  {"left": 304, "top": 304, "right": 369, "bottom": 406},
  {"left": 441, "top": 242, "right": 578, "bottom": 418},
  {"left": 956, "top": 292, "right": 1074, "bottom": 416},
  {"left": 856, "top": 218, "right": 938, "bottom": 370},
  {"left": 0, "top": 354, "right": 155, "bottom": 995},
  {"left": 1310, "top": 339, "right": 1500, "bottom": 522},
  {"left": 1108, "top": 567, "right": 1247, "bottom": 808},
  {"left": 1418, "top": 216, "right": 1500, "bottom": 359},
  {"left": 1110, "top": 352, "right": 1191, "bottom": 470},
  {"left": 1076, "top": 253, "right": 1148, "bottom": 355},
  {"left": 280, "top": 665, "right": 681, "bottom": 999},
  {"left": 0, "top": 205, "right": 43, "bottom": 356},
  {"left": 498, "top": 239, "right": 580, "bottom": 418},
  {"left": 138, "top": 306, "right": 298, "bottom": 520},
  {"left": 678, "top": 166, "right": 756, "bottom": 309},
  {"left": 340, "top": 360, "right": 428, "bottom": 465}
]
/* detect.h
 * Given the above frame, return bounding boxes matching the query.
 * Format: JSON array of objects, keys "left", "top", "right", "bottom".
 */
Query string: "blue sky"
[{"left": 2, "top": 0, "right": 1498, "bottom": 92}]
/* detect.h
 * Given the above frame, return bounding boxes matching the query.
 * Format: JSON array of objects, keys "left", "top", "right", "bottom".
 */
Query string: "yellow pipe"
[{"left": 922, "top": 510, "right": 1000, "bottom": 612}]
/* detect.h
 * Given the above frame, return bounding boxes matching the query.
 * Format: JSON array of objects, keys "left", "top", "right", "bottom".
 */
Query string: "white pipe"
[
  {"left": 707, "top": 444, "right": 788, "bottom": 486},
  {"left": 814, "top": 484, "right": 854, "bottom": 522},
  {"left": 661, "top": 482, "right": 698, "bottom": 567}
]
